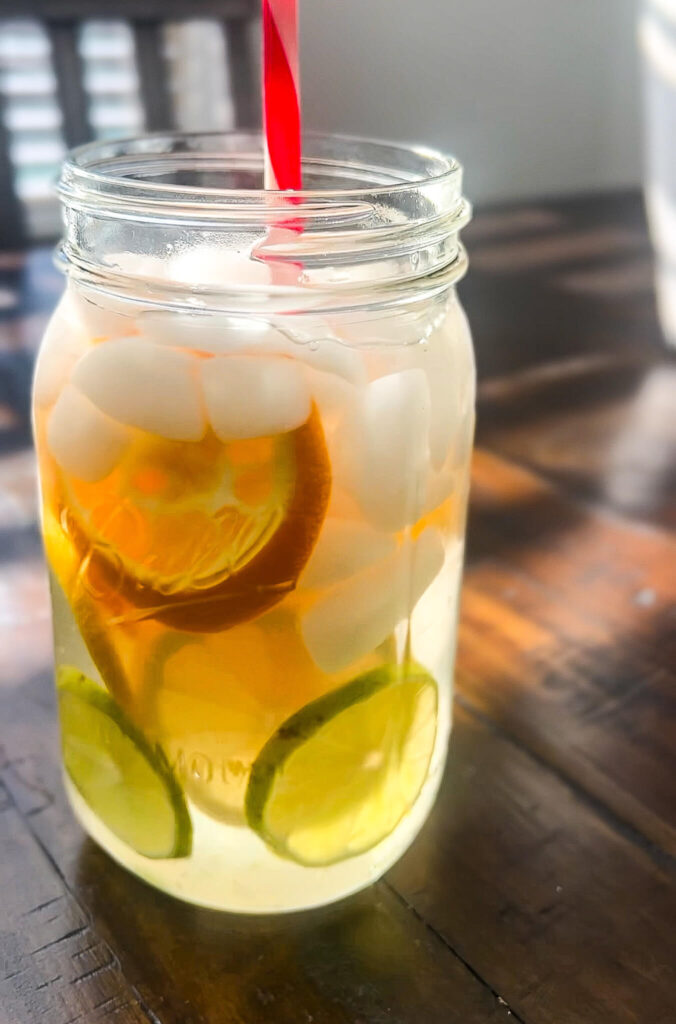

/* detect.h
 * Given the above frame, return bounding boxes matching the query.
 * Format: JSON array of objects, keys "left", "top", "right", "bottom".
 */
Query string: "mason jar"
[{"left": 32, "top": 132, "right": 475, "bottom": 913}]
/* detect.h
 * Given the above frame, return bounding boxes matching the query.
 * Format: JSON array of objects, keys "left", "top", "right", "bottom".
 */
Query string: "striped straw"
[{"left": 262, "top": 0, "right": 302, "bottom": 191}]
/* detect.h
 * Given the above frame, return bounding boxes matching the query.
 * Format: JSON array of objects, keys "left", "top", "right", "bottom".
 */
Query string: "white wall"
[{"left": 300, "top": 0, "right": 641, "bottom": 203}]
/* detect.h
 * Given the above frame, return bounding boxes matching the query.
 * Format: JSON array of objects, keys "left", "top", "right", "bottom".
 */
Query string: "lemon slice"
[
  {"left": 245, "top": 665, "right": 437, "bottom": 866},
  {"left": 57, "top": 666, "right": 192, "bottom": 858}
]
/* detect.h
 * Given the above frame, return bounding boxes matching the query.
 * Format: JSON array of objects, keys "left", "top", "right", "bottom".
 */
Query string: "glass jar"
[{"left": 33, "top": 132, "right": 474, "bottom": 913}]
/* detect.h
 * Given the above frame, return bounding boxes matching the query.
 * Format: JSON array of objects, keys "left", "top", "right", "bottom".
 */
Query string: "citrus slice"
[
  {"left": 57, "top": 406, "right": 330, "bottom": 632},
  {"left": 139, "top": 605, "right": 381, "bottom": 823},
  {"left": 245, "top": 664, "right": 437, "bottom": 866},
  {"left": 57, "top": 666, "right": 192, "bottom": 858},
  {"left": 40, "top": 501, "right": 140, "bottom": 712}
]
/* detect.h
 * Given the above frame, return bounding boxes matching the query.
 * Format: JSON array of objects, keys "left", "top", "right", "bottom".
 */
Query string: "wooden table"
[{"left": 1, "top": 192, "right": 674, "bottom": 1024}]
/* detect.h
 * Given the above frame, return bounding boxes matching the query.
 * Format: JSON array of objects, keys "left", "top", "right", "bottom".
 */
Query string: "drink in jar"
[{"left": 33, "top": 135, "right": 474, "bottom": 912}]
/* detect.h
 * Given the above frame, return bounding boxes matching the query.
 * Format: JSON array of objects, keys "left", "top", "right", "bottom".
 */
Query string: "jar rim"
[
  {"left": 59, "top": 130, "right": 462, "bottom": 210},
  {"left": 57, "top": 131, "right": 470, "bottom": 312}
]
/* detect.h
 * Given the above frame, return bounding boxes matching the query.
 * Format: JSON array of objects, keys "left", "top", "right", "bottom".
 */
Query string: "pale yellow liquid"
[
  {"left": 35, "top": 296, "right": 473, "bottom": 912},
  {"left": 57, "top": 548, "right": 461, "bottom": 913}
]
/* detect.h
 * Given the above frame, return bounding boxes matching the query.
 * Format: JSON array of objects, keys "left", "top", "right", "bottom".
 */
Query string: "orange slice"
[
  {"left": 141, "top": 609, "right": 335, "bottom": 824},
  {"left": 57, "top": 407, "right": 331, "bottom": 632},
  {"left": 41, "top": 500, "right": 137, "bottom": 712}
]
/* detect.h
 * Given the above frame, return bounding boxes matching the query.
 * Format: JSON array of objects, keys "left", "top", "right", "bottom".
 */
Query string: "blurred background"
[
  {"left": 302, "top": 0, "right": 641, "bottom": 204},
  {"left": 3, "top": 0, "right": 675, "bottom": 346},
  {"left": 0, "top": 0, "right": 649, "bottom": 236},
  {"left": 0, "top": 0, "right": 673, "bottom": 456},
  {"left": 4, "top": 0, "right": 676, "bottom": 346}
]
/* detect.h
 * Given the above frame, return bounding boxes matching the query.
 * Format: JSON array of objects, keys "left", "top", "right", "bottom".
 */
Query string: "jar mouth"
[
  {"left": 60, "top": 131, "right": 462, "bottom": 209},
  {"left": 58, "top": 131, "right": 470, "bottom": 312}
]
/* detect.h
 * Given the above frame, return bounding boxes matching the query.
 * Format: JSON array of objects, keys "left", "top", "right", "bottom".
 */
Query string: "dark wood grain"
[
  {"left": 476, "top": 354, "right": 676, "bottom": 529},
  {"left": 0, "top": 192, "right": 674, "bottom": 1023},
  {"left": 458, "top": 450, "right": 676, "bottom": 854},
  {"left": 388, "top": 704, "right": 676, "bottom": 1024},
  {"left": 0, "top": 783, "right": 154, "bottom": 1023},
  {"left": 460, "top": 192, "right": 664, "bottom": 381}
]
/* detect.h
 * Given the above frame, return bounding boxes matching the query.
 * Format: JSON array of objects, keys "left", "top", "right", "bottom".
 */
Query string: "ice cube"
[
  {"left": 425, "top": 342, "right": 457, "bottom": 470},
  {"left": 70, "top": 255, "right": 168, "bottom": 338},
  {"left": 287, "top": 329, "right": 365, "bottom": 383},
  {"left": 301, "top": 526, "right": 444, "bottom": 673},
  {"left": 33, "top": 292, "right": 90, "bottom": 408},
  {"left": 412, "top": 525, "right": 446, "bottom": 582},
  {"left": 47, "top": 384, "right": 131, "bottom": 482},
  {"left": 69, "top": 277, "right": 145, "bottom": 341},
  {"left": 201, "top": 354, "right": 311, "bottom": 440},
  {"left": 409, "top": 538, "right": 463, "bottom": 672},
  {"left": 168, "top": 245, "right": 273, "bottom": 289},
  {"left": 107, "top": 251, "right": 168, "bottom": 280},
  {"left": 335, "top": 368, "right": 431, "bottom": 532},
  {"left": 143, "top": 311, "right": 365, "bottom": 381},
  {"left": 303, "top": 366, "right": 359, "bottom": 428},
  {"left": 141, "top": 312, "right": 292, "bottom": 356},
  {"left": 333, "top": 308, "right": 431, "bottom": 348},
  {"left": 323, "top": 484, "right": 366, "bottom": 523},
  {"left": 423, "top": 463, "right": 457, "bottom": 514},
  {"left": 72, "top": 337, "right": 206, "bottom": 441},
  {"left": 299, "top": 519, "right": 397, "bottom": 591},
  {"left": 424, "top": 313, "right": 475, "bottom": 470}
]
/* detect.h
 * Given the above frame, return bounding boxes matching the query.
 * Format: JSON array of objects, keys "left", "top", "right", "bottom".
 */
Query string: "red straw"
[{"left": 262, "top": 0, "right": 302, "bottom": 191}]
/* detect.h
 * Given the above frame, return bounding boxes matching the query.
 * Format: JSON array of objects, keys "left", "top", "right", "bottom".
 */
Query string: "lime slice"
[
  {"left": 245, "top": 664, "right": 437, "bottom": 866},
  {"left": 57, "top": 666, "right": 192, "bottom": 858}
]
